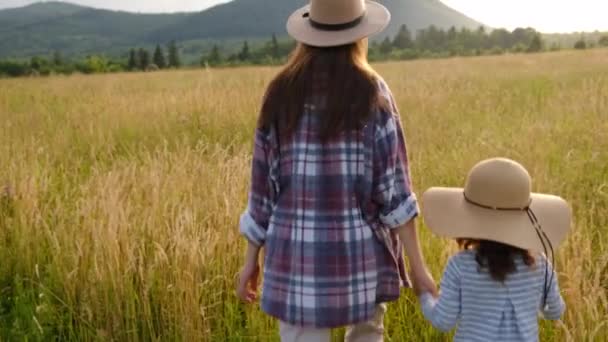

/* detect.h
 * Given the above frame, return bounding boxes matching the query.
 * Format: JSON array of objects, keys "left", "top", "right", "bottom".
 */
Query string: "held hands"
[
  {"left": 395, "top": 220, "right": 439, "bottom": 298},
  {"left": 411, "top": 266, "right": 438, "bottom": 297}
]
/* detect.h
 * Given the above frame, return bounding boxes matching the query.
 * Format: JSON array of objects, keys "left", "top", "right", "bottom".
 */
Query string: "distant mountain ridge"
[{"left": 0, "top": 0, "right": 483, "bottom": 58}]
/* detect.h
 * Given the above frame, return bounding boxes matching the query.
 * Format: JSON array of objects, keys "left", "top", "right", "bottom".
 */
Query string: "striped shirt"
[
  {"left": 420, "top": 250, "right": 565, "bottom": 341},
  {"left": 240, "top": 79, "right": 418, "bottom": 327}
]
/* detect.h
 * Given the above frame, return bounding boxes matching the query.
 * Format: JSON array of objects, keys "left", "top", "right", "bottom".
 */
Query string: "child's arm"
[
  {"left": 541, "top": 260, "right": 566, "bottom": 320},
  {"left": 419, "top": 257, "right": 462, "bottom": 332}
]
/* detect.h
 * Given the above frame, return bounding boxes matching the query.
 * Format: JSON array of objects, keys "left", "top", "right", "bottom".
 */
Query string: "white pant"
[{"left": 278, "top": 304, "right": 387, "bottom": 342}]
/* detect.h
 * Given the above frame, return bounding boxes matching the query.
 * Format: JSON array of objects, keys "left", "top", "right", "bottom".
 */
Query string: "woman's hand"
[
  {"left": 237, "top": 260, "right": 260, "bottom": 303},
  {"left": 236, "top": 242, "right": 261, "bottom": 303},
  {"left": 411, "top": 267, "right": 438, "bottom": 297},
  {"left": 396, "top": 219, "right": 439, "bottom": 297}
]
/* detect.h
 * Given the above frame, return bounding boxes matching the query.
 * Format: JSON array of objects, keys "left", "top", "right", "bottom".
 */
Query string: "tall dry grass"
[{"left": 0, "top": 50, "right": 606, "bottom": 341}]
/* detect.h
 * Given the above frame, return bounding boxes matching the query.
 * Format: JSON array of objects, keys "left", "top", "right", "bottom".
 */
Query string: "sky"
[
  {"left": 0, "top": 0, "right": 227, "bottom": 13},
  {"left": 1, "top": 0, "right": 607, "bottom": 33},
  {"left": 441, "top": 0, "right": 608, "bottom": 33}
]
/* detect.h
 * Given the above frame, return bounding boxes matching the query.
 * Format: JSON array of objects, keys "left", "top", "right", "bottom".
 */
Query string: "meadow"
[{"left": 0, "top": 49, "right": 607, "bottom": 341}]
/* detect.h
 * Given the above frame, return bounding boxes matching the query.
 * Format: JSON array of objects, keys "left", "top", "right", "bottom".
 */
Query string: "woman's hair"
[
  {"left": 457, "top": 239, "right": 536, "bottom": 282},
  {"left": 258, "top": 39, "right": 388, "bottom": 141}
]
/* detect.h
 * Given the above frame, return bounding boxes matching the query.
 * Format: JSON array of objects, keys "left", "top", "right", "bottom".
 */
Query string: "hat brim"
[
  {"left": 286, "top": 1, "right": 390, "bottom": 47},
  {"left": 421, "top": 188, "right": 571, "bottom": 253}
]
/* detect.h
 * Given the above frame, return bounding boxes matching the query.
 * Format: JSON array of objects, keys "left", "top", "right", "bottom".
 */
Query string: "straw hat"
[
  {"left": 286, "top": 0, "right": 391, "bottom": 47},
  {"left": 422, "top": 158, "right": 571, "bottom": 253}
]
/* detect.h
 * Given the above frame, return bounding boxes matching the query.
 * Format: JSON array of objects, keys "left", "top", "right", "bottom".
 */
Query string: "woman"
[{"left": 236, "top": 0, "right": 437, "bottom": 340}]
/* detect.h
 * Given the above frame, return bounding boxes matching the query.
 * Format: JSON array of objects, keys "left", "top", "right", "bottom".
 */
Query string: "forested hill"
[{"left": 0, "top": 0, "right": 482, "bottom": 58}]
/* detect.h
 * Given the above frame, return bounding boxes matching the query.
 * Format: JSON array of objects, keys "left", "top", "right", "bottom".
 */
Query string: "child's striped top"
[{"left": 420, "top": 250, "right": 565, "bottom": 342}]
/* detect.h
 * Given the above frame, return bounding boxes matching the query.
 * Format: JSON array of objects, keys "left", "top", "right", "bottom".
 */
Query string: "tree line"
[
  {"left": 127, "top": 41, "right": 181, "bottom": 71},
  {"left": 200, "top": 26, "right": 608, "bottom": 66},
  {"left": 0, "top": 41, "right": 182, "bottom": 77},
  {"left": 1, "top": 28, "right": 607, "bottom": 78},
  {"left": 371, "top": 25, "right": 547, "bottom": 60},
  {"left": 200, "top": 34, "right": 294, "bottom": 67}
]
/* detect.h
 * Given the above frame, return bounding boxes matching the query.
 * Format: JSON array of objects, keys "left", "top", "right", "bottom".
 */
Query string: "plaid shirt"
[{"left": 240, "top": 80, "right": 418, "bottom": 328}]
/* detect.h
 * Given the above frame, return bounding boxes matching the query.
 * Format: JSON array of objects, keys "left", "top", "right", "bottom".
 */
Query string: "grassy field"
[{"left": 0, "top": 49, "right": 607, "bottom": 341}]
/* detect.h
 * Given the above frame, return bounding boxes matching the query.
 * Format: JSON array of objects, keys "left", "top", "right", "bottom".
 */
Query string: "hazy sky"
[
  {"left": 1, "top": 0, "right": 607, "bottom": 33},
  {"left": 0, "top": 0, "right": 227, "bottom": 12},
  {"left": 442, "top": 0, "right": 608, "bottom": 33}
]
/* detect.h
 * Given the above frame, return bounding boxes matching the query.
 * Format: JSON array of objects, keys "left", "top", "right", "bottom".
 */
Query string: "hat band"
[
  {"left": 462, "top": 191, "right": 554, "bottom": 307},
  {"left": 309, "top": 12, "right": 366, "bottom": 31},
  {"left": 462, "top": 192, "right": 531, "bottom": 211}
]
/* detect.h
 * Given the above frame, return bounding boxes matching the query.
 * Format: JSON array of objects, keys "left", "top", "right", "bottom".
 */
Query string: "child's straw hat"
[{"left": 422, "top": 158, "right": 571, "bottom": 252}]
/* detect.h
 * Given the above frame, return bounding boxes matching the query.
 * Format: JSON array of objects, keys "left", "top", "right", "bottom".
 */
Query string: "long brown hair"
[
  {"left": 458, "top": 239, "right": 536, "bottom": 282},
  {"left": 258, "top": 40, "right": 387, "bottom": 141}
]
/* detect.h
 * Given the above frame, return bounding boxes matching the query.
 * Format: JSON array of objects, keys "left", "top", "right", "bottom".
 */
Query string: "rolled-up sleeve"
[
  {"left": 240, "top": 128, "right": 277, "bottom": 246},
  {"left": 373, "top": 85, "right": 418, "bottom": 229}
]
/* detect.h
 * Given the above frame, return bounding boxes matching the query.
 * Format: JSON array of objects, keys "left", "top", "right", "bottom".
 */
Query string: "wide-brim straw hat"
[
  {"left": 287, "top": 0, "right": 391, "bottom": 47},
  {"left": 422, "top": 158, "right": 571, "bottom": 253}
]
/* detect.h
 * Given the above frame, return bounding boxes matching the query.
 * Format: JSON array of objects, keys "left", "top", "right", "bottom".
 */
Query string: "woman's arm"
[
  {"left": 372, "top": 81, "right": 437, "bottom": 295},
  {"left": 240, "top": 127, "right": 277, "bottom": 247},
  {"left": 237, "top": 127, "right": 277, "bottom": 302},
  {"left": 396, "top": 219, "right": 438, "bottom": 296},
  {"left": 236, "top": 241, "right": 262, "bottom": 303}
]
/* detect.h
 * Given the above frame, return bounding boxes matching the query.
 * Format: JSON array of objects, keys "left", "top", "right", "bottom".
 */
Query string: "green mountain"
[
  {"left": 0, "top": 0, "right": 482, "bottom": 59},
  {"left": 0, "top": 2, "right": 84, "bottom": 28},
  {"left": 151, "top": 0, "right": 482, "bottom": 42},
  {"left": 0, "top": 2, "right": 187, "bottom": 58}
]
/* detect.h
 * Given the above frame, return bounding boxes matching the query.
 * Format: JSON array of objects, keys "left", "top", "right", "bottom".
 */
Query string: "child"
[{"left": 419, "top": 158, "right": 571, "bottom": 341}]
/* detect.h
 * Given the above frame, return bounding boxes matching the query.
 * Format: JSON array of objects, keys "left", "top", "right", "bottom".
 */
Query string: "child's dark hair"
[{"left": 458, "top": 239, "right": 536, "bottom": 282}]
